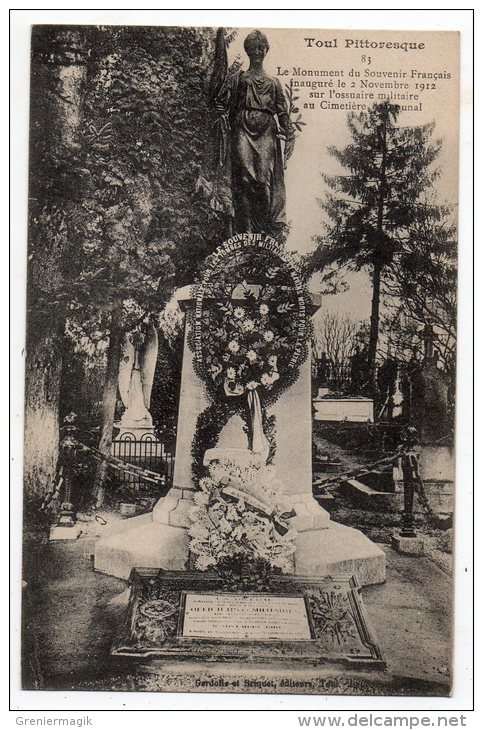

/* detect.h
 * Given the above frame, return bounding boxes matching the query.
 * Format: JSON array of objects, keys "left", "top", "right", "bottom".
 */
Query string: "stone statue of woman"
[
  {"left": 118, "top": 325, "right": 158, "bottom": 431},
  {"left": 208, "top": 29, "right": 294, "bottom": 235}
]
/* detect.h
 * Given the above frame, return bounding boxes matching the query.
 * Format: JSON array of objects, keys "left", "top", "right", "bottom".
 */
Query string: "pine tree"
[
  {"left": 309, "top": 101, "right": 441, "bottom": 394},
  {"left": 383, "top": 202, "right": 457, "bottom": 374}
]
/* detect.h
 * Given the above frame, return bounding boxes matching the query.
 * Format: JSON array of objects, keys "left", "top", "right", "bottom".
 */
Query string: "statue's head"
[{"left": 243, "top": 30, "right": 269, "bottom": 60}]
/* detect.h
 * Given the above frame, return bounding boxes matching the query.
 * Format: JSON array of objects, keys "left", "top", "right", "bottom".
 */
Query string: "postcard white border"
[{"left": 8, "top": 4, "right": 475, "bottom": 718}]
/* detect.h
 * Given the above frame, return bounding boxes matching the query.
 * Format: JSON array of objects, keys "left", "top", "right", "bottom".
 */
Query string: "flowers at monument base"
[{"left": 188, "top": 459, "right": 297, "bottom": 583}]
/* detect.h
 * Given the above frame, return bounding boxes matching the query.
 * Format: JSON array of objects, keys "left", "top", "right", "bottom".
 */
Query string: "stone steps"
[{"left": 312, "top": 459, "right": 343, "bottom": 474}]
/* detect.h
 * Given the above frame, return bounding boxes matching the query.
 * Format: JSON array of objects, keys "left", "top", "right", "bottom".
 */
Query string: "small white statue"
[{"left": 118, "top": 325, "right": 158, "bottom": 429}]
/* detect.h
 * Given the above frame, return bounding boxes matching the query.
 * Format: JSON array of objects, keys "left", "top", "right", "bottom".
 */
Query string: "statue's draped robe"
[
  {"left": 118, "top": 327, "right": 158, "bottom": 425},
  {"left": 216, "top": 70, "right": 291, "bottom": 234}
]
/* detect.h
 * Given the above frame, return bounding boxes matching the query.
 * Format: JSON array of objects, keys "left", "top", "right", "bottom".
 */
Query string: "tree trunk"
[
  {"left": 367, "top": 257, "right": 383, "bottom": 396},
  {"left": 91, "top": 321, "right": 124, "bottom": 509},
  {"left": 23, "top": 315, "right": 63, "bottom": 500},
  {"left": 367, "top": 111, "right": 388, "bottom": 398},
  {"left": 24, "top": 29, "right": 86, "bottom": 499}
]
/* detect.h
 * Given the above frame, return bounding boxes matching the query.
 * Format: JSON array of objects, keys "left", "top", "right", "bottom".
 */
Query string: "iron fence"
[{"left": 111, "top": 431, "right": 175, "bottom": 490}]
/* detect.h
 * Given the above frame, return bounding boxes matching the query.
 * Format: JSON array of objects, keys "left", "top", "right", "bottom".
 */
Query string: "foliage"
[
  {"left": 308, "top": 101, "right": 443, "bottom": 384},
  {"left": 32, "top": 25, "right": 230, "bottom": 369},
  {"left": 382, "top": 203, "right": 457, "bottom": 374},
  {"left": 83, "top": 26, "right": 226, "bottom": 283},
  {"left": 310, "top": 102, "right": 441, "bottom": 279},
  {"left": 284, "top": 83, "right": 306, "bottom": 161},
  {"left": 28, "top": 25, "right": 240, "bottom": 478},
  {"left": 188, "top": 459, "right": 297, "bottom": 586},
  {"left": 65, "top": 33, "right": 183, "bottom": 345}
]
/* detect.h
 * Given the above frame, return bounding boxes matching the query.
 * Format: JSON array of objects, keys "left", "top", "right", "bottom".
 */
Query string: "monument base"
[
  {"left": 295, "top": 524, "right": 386, "bottom": 585},
  {"left": 94, "top": 489, "right": 386, "bottom": 585},
  {"left": 94, "top": 512, "right": 190, "bottom": 579}
]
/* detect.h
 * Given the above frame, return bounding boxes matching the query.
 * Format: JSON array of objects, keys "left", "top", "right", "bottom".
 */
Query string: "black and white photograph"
[{"left": 10, "top": 8, "right": 474, "bottom": 715}]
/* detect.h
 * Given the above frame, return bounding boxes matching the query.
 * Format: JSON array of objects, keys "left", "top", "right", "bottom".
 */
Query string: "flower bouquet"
[
  {"left": 188, "top": 458, "right": 297, "bottom": 590},
  {"left": 202, "top": 292, "right": 299, "bottom": 461},
  {"left": 212, "top": 300, "right": 288, "bottom": 399}
]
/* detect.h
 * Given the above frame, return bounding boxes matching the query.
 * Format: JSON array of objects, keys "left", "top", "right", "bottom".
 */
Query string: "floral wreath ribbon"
[{"left": 223, "top": 373, "right": 278, "bottom": 464}]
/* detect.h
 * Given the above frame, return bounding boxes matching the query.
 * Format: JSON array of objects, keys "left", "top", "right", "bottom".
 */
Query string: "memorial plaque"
[
  {"left": 112, "top": 569, "right": 385, "bottom": 670},
  {"left": 181, "top": 592, "right": 312, "bottom": 641}
]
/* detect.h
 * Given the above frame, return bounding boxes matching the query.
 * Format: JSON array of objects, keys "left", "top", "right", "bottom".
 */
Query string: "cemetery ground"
[{"left": 21, "top": 431, "right": 453, "bottom": 696}]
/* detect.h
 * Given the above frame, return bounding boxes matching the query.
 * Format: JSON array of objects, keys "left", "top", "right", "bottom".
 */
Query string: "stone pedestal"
[
  {"left": 114, "top": 420, "right": 154, "bottom": 437},
  {"left": 393, "top": 445, "right": 454, "bottom": 516},
  {"left": 50, "top": 524, "right": 82, "bottom": 541},
  {"left": 95, "top": 485, "right": 385, "bottom": 583},
  {"left": 391, "top": 534, "right": 425, "bottom": 556},
  {"left": 95, "top": 286, "right": 386, "bottom": 585}
]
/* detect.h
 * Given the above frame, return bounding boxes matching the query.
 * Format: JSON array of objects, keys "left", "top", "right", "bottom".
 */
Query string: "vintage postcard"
[{"left": 18, "top": 19, "right": 463, "bottom": 702}]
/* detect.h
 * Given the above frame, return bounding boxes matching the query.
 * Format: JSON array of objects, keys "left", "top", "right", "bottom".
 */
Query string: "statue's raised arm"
[
  {"left": 209, "top": 28, "right": 231, "bottom": 169},
  {"left": 209, "top": 28, "right": 228, "bottom": 105}
]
